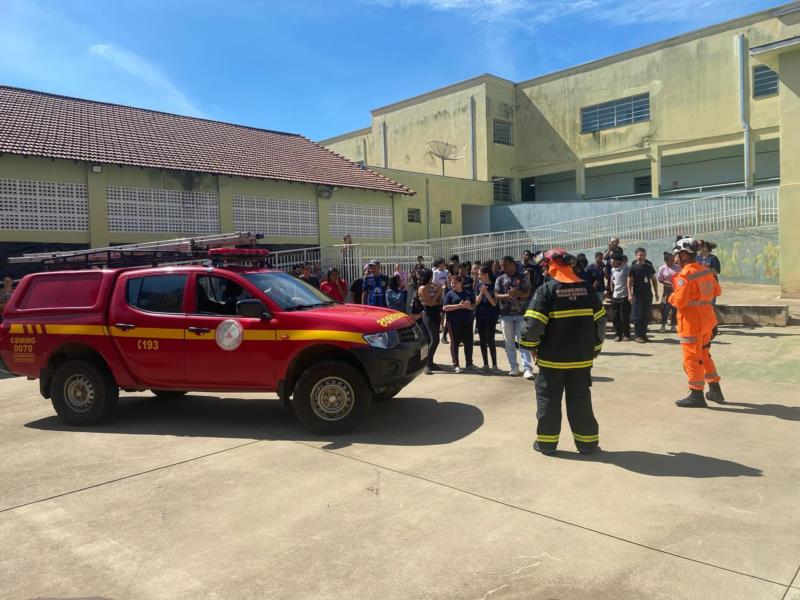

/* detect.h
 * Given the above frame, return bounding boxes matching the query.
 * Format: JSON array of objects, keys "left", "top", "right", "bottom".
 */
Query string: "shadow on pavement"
[
  {"left": 708, "top": 402, "right": 800, "bottom": 421},
  {"left": 717, "top": 328, "right": 792, "bottom": 339},
  {"left": 25, "top": 394, "right": 484, "bottom": 447},
  {"left": 558, "top": 450, "right": 763, "bottom": 478},
  {"left": 600, "top": 352, "right": 653, "bottom": 357},
  {"left": 591, "top": 376, "right": 615, "bottom": 383}
]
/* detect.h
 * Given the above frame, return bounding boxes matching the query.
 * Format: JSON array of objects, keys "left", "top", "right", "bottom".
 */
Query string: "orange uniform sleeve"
[{"left": 670, "top": 275, "right": 691, "bottom": 310}]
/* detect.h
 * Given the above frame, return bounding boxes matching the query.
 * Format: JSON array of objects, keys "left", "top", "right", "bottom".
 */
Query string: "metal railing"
[{"left": 267, "top": 187, "right": 778, "bottom": 277}]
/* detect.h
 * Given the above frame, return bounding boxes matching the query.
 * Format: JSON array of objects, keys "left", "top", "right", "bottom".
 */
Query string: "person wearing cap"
[
  {"left": 671, "top": 237, "right": 725, "bottom": 407},
  {"left": 361, "top": 260, "right": 388, "bottom": 307},
  {"left": 520, "top": 249, "right": 606, "bottom": 456}
]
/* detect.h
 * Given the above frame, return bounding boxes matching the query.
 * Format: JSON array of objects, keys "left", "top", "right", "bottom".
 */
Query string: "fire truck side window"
[
  {"left": 195, "top": 276, "right": 252, "bottom": 316},
  {"left": 126, "top": 275, "right": 187, "bottom": 314}
]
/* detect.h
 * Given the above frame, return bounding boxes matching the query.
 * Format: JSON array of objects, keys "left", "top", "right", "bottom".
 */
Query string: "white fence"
[{"left": 269, "top": 187, "right": 778, "bottom": 278}]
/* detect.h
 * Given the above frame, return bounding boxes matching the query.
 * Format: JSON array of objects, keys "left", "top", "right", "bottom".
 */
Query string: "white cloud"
[
  {"left": 368, "top": 0, "right": 743, "bottom": 26},
  {"left": 89, "top": 44, "right": 205, "bottom": 118}
]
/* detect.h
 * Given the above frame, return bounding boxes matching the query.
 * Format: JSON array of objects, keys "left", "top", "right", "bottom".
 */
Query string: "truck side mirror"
[{"left": 237, "top": 299, "right": 271, "bottom": 320}]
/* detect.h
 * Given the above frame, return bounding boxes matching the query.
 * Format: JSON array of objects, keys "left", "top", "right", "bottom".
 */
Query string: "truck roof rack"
[{"left": 9, "top": 232, "right": 265, "bottom": 270}]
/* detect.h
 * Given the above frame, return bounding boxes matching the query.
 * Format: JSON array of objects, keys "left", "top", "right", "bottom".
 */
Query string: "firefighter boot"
[
  {"left": 705, "top": 382, "right": 726, "bottom": 404},
  {"left": 676, "top": 388, "right": 707, "bottom": 408},
  {"left": 533, "top": 441, "right": 557, "bottom": 456}
]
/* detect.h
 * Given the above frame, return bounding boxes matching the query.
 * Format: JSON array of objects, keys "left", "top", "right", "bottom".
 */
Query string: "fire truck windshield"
[{"left": 242, "top": 272, "right": 335, "bottom": 311}]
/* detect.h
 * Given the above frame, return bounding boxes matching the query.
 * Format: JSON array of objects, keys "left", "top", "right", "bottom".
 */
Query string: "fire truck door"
[
  {"left": 108, "top": 273, "right": 188, "bottom": 385},
  {"left": 185, "top": 274, "right": 277, "bottom": 388}
]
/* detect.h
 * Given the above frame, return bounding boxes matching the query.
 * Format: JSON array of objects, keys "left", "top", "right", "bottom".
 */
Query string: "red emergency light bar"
[
  {"left": 209, "top": 247, "right": 271, "bottom": 269},
  {"left": 209, "top": 248, "right": 270, "bottom": 258}
]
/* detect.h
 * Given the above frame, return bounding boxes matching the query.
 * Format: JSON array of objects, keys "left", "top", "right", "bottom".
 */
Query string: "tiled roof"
[{"left": 0, "top": 86, "right": 414, "bottom": 196}]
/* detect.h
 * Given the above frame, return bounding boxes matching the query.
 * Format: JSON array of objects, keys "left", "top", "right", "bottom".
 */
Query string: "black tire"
[
  {"left": 51, "top": 359, "right": 119, "bottom": 426},
  {"left": 292, "top": 361, "right": 371, "bottom": 435},
  {"left": 373, "top": 384, "right": 405, "bottom": 402},
  {"left": 152, "top": 390, "right": 188, "bottom": 400}
]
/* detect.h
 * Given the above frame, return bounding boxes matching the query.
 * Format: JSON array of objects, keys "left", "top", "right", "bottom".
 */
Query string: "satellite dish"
[{"left": 426, "top": 140, "right": 465, "bottom": 176}]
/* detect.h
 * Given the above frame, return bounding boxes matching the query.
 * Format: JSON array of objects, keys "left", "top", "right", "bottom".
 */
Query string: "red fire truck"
[{"left": 0, "top": 234, "right": 427, "bottom": 434}]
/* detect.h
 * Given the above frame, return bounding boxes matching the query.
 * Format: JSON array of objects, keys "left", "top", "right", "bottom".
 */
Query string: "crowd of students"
[{"left": 291, "top": 235, "right": 721, "bottom": 375}]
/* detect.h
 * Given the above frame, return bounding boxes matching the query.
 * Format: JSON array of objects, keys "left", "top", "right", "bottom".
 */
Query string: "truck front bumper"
[{"left": 352, "top": 338, "right": 428, "bottom": 390}]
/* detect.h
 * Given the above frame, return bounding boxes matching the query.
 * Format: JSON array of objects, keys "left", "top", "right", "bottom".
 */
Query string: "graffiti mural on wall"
[{"left": 593, "top": 227, "right": 780, "bottom": 286}]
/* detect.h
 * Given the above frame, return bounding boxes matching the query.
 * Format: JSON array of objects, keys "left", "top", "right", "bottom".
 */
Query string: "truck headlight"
[{"left": 363, "top": 330, "right": 399, "bottom": 349}]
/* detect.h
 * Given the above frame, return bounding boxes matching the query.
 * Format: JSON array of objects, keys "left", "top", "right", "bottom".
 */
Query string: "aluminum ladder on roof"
[{"left": 8, "top": 232, "right": 264, "bottom": 267}]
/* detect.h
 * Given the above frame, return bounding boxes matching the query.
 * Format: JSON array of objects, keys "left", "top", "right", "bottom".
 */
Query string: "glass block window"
[
  {"left": 581, "top": 93, "right": 650, "bottom": 133},
  {"left": 329, "top": 203, "right": 393, "bottom": 239},
  {"left": 492, "top": 177, "right": 513, "bottom": 202},
  {"left": 493, "top": 119, "right": 514, "bottom": 146},
  {"left": 753, "top": 65, "right": 779, "bottom": 97},
  {"left": 407, "top": 208, "right": 421, "bottom": 223},
  {"left": 232, "top": 196, "right": 318, "bottom": 237},
  {"left": 0, "top": 179, "right": 89, "bottom": 231},
  {"left": 107, "top": 187, "right": 219, "bottom": 234}
]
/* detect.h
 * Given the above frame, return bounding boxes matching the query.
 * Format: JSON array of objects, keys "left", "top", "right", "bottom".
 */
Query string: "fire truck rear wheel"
[
  {"left": 51, "top": 359, "right": 119, "bottom": 426},
  {"left": 293, "top": 361, "right": 371, "bottom": 435},
  {"left": 373, "top": 384, "right": 405, "bottom": 402}
]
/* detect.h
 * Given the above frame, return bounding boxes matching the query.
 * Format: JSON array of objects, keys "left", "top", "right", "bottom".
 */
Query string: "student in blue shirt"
[
  {"left": 443, "top": 276, "right": 476, "bottom": 373},
  {"left": 361, "top": 260, "right": 388, "bottom": 307}
]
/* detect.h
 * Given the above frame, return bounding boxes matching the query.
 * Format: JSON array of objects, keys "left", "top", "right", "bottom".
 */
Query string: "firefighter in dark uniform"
[{"left": 521, "top": 249, "right": 607, "bottom": 456}]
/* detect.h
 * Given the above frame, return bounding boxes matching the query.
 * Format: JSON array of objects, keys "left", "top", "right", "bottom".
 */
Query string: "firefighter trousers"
[
  {"left": 680, "top": 332, "right": 720, "bottom": 390},
  {"left": 535, "top": 367, "right": 599, "bottom": 452}
]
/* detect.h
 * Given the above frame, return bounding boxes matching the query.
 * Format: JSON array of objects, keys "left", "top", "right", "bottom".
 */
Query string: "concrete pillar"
[
  {"left": 575, "top": 160, "right": 586, "bottom": 200},
  {"left": 86, "top": 164, "right": 109, "bottom": 247},
  {"left": 217, "top": 176, "right": 234, "bottom": 233},
  {"left": 382, "top": 121, "right": 389, "bottom": 169},
  {"left": 778, "top": 50, "right": 800, "bottom": 298},
  {"left": 650, "top": 145, "right": 662, "bottom": 198}
]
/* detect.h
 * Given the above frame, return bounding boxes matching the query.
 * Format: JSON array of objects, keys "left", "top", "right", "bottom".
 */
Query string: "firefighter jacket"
[
  {"left": 520, "top": 277, "right": 606, "bottom": 369},
  {"left": 669, "top": 262, "right": 721, "bottom": 336}
]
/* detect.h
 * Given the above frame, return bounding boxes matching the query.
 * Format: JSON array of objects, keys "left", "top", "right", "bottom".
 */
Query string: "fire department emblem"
[{"left": 216, "top": 319, "right": 244, "bottom": 351}]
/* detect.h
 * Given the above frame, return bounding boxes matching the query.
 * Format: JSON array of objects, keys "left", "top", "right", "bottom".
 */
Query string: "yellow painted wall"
[
  {"left": 371, "top": 80, "right": 489, "bottom": 180},
  {"left": 322, "top": 128, "right": 373, "bottom": 166},
  {"left": 0, "top": 154, "right": 403, "bottom": 248},
  {"left": 374, "top": 167, "right": 492, "bottom": 241},
  {"left": 484, "top": 78, "right": 517, "bottom": 189},
  {"left": 515, "top": 17, "right": 800, "bottom": 183}
]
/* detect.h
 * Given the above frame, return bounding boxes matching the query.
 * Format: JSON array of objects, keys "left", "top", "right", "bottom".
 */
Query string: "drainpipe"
[
  {"left": 469, "top": 95, "right": 477, "bottom": 180},
  {"left": 738, "top": 33, "right": 753, "bottom": 189}
]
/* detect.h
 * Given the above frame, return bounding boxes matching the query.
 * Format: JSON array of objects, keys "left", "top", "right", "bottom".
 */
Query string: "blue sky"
[{"left": 0, "top": 0, "right": 783, "bottom": 140}]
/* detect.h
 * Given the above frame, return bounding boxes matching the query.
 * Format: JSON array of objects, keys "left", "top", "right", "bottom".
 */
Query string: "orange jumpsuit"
[{"left": 669, "top": 262, "right": 722, "bottom": 390}]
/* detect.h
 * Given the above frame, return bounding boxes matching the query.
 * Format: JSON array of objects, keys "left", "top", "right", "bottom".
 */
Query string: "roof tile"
[{"left": 0, "top": 86, "right": 414, "bottom": 196}]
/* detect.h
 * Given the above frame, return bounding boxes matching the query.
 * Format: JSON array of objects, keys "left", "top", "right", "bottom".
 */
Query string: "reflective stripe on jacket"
[{"left": 520, "top": 278, "right": 606, "bottom": 369}]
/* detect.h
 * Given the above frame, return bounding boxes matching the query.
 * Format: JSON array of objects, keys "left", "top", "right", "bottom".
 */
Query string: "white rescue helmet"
[{"left": 673, "top": 237, "right": 701, "bottom": 255}]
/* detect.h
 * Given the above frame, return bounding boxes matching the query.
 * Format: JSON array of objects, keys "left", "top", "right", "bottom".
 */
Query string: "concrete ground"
[{"left": 1, "top": 325, "right": 799, "bottom": 600}]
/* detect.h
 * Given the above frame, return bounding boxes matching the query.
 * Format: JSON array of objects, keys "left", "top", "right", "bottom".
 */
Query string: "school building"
[{"left": 321, "top": 2, "right": 800, "bottom": 296}]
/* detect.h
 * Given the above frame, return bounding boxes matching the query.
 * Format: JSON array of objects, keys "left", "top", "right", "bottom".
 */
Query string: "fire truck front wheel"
[
  {"left": 293, "top": 361, "right": 371, "bottom": 435},
  {"left": 51, "top": 359, "right": 119, "bottom": 426}
]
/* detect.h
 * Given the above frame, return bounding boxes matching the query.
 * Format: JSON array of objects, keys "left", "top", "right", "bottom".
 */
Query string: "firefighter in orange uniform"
[{"left": 670, "top": 237, "right": 725, "bottom": 407}]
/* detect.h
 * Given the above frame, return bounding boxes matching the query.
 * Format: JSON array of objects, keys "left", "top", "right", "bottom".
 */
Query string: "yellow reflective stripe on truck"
[
  {"left": 16, "top": 324, "right": 368, "bottom": 345},
  {"left": 277, "top": 330, "right": 367, "bottom": 344},
  {"left": 40, "top": 325, "right": 108, "bottom": 336}
]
